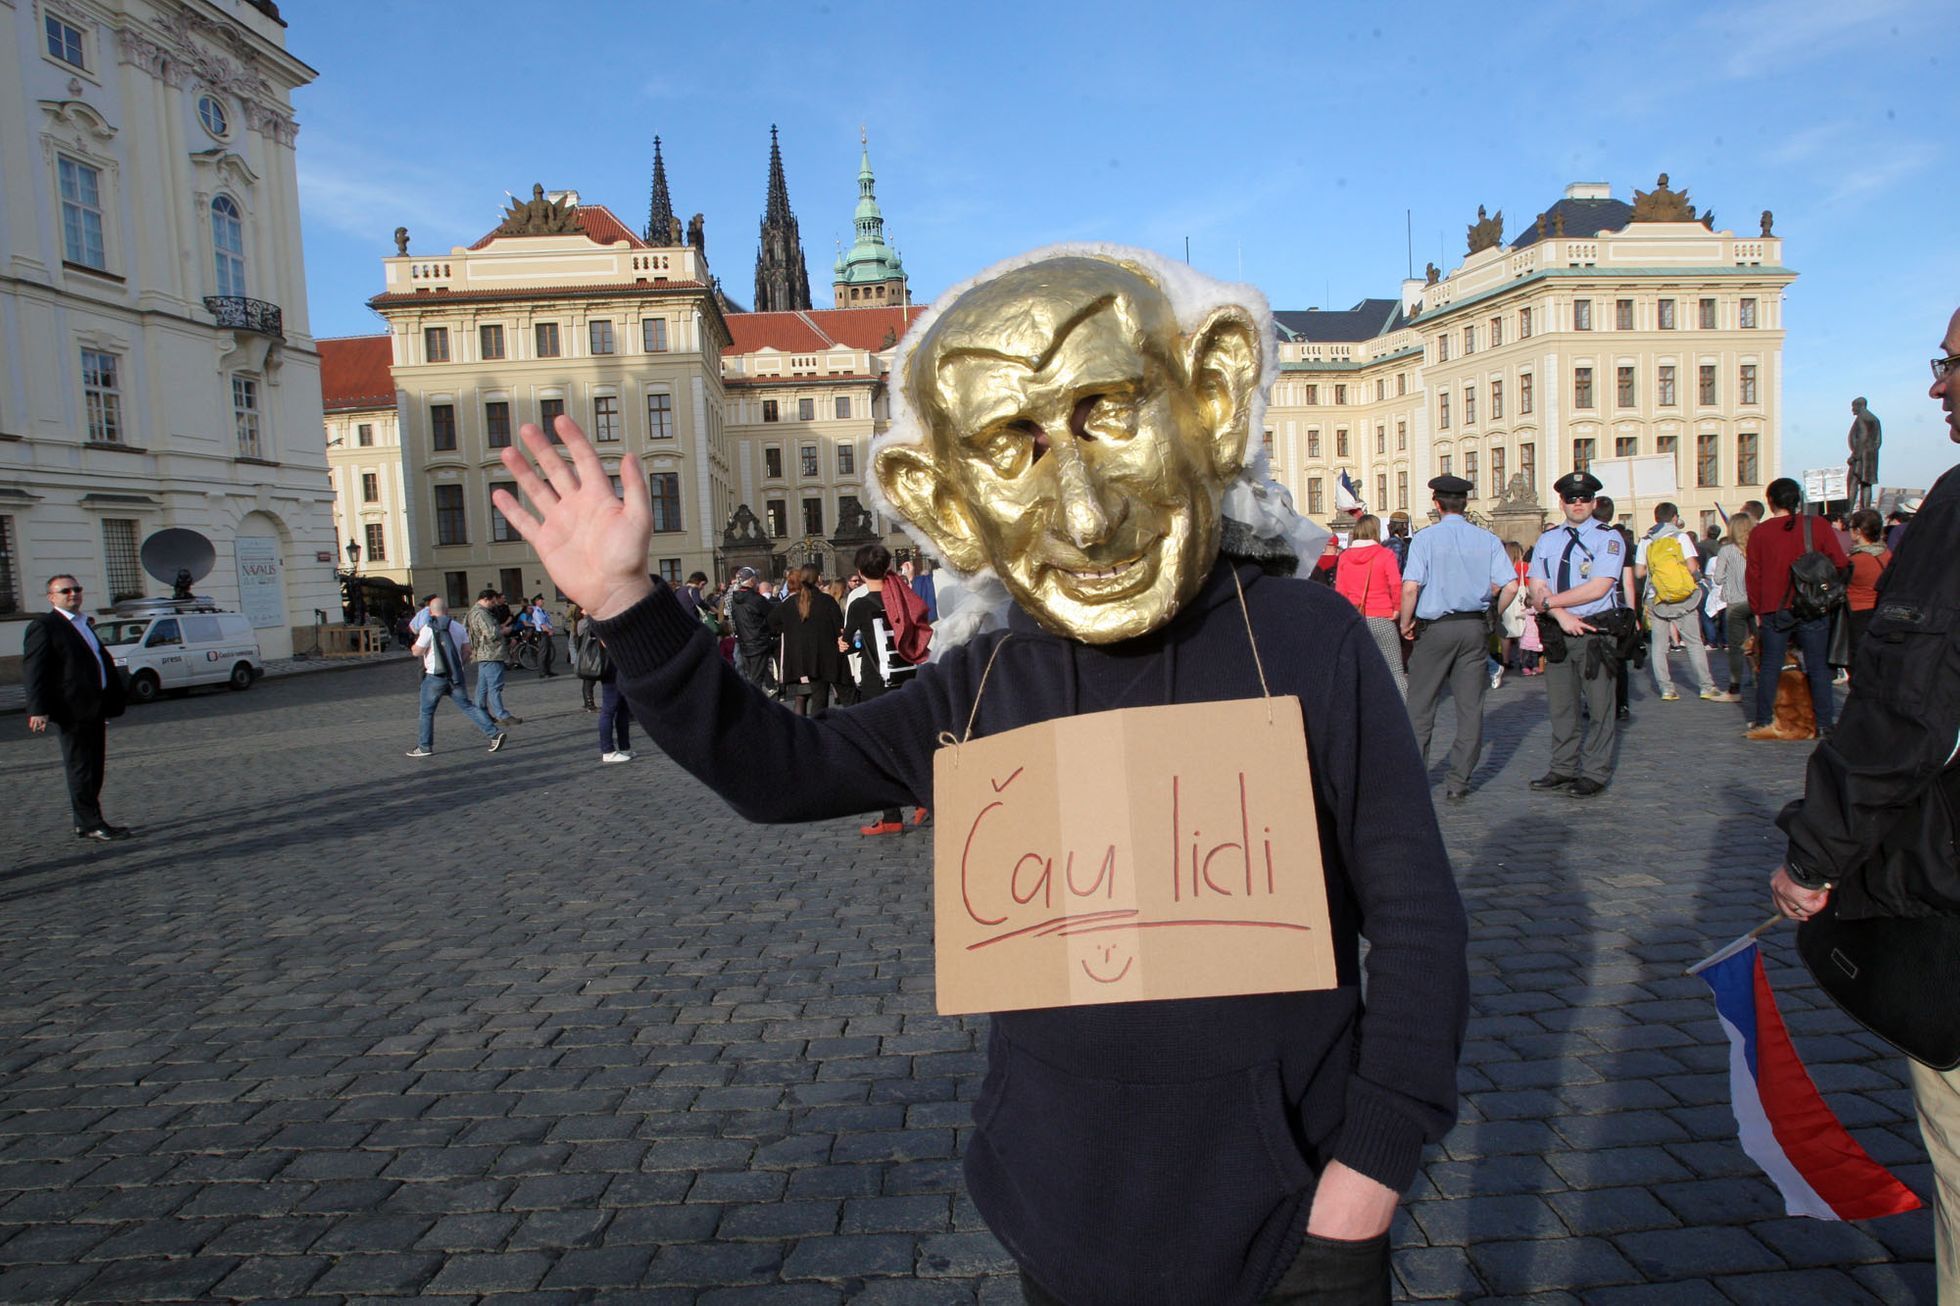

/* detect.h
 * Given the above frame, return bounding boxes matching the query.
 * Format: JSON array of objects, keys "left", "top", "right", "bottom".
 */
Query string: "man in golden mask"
[{"left": 497, "top": 246, "right": 1466, "bottom": 1305}]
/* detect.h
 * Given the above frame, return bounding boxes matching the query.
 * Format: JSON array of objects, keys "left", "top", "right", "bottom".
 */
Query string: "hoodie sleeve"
[
  {"left": 1311, "top": 617, "right": 1469, "bottom": 1191},
  {"left": 587, "top": 580, "right": 972, "bottom": 822}
]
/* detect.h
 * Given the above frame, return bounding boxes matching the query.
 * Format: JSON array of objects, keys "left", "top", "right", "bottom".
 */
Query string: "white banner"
[{"left": 234, "top": 536, "right": 284, "bottom": 629}]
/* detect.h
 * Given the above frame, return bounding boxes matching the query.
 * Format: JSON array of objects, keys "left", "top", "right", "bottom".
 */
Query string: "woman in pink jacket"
[{"left": 1335, "top": 514, "right": 1407, "bottom": 698}]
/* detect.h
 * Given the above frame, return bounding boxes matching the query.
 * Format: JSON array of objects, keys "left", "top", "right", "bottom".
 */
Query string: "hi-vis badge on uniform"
[{"left": 929, "top": 696, "right": 1338, "bottom": 1016}]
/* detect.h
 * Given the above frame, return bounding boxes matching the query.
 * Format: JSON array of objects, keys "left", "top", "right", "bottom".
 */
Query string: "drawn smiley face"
[{"left": 1079, "top": 942, "right": 1135, "bottom": 985}]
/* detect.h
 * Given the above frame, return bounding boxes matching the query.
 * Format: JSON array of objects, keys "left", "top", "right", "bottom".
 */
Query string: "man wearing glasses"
[
  {"left": 22, "top": 576, "right": 132, "bottom": 841},
  {"left": 1526, "top": 471, "right": 1631, "bottom": 797},
  {"left": 1771, "top": 310, "right": 1960, "bottom": 1298}
]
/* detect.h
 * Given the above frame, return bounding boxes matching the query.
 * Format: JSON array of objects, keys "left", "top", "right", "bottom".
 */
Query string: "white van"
[{"left": 95, "top": 609, "right": 263, "bottom": 703}]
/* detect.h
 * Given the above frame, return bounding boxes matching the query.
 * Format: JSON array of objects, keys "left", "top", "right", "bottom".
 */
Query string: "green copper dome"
[{"left": 835, "top": 133, "right": 906, "bottom": 289}]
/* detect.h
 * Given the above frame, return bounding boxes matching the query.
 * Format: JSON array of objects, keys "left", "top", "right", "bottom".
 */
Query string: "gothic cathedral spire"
[
  {"left": 754, "top": 125, "right": 811, "bottom": 312},
  {"left": 645, "top": 135, "right": 678, "bottom": 246}
]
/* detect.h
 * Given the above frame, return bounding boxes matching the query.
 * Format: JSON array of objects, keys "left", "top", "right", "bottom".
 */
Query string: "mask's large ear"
[
  {"left": 873, "top": 441, "right": 991, "bottom": 575},
  {"left": 1185, "top": 304, "right": 1261, "bottom": 481}
]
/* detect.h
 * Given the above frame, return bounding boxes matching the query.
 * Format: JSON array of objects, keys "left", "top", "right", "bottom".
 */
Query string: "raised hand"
[{"left": 493, "top": 417, "right": 655, "bottom": 620}]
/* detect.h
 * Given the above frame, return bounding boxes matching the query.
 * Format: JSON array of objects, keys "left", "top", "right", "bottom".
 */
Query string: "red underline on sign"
[
  {"left": 1051, "top": 919, "right": 1316, "bottom": 937},
  {"left": 967, "top": 910, "right": 1140, "bottom": 951}
]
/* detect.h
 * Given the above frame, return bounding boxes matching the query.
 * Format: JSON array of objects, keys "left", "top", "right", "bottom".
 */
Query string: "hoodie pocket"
[{"left": 975, "top": 1042, "right": 1310, "bottom": 1304}]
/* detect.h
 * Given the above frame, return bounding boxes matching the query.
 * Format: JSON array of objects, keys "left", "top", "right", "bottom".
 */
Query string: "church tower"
[
  {"left": 644, "top": 135, "right": 679, "bottom": 246},
  {"left": 832, "top": 130, "right": 908, "bottom": 308},
  {"left": 753, "top": 125, "right": 811, "bottom": 312}
]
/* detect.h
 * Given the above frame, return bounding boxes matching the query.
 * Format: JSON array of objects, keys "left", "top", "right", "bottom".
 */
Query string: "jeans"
[
  {"left": 598, "top": 681, "right": 632, "bottom": 753},
  {"left": 420, "top": 673, "right": 500, "bottom": 748},
  {"left": 472, "top": 659, "right": 509, "bottom": 720},
  {"left": 1753, "top": 611, "right": 1835, "bottom": 731}
]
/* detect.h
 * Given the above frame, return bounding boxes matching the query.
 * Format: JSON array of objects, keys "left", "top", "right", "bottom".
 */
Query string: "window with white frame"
[
  {"left": 232, "top": 376, "right": 262, "bottom": 458},
  {"left": 81, "top": 348, "right": 121, "bottom": 443},
  {"left": 211, "top": 196, "right": 246, "bottom": 297},
  {"left": 58, "top": 157, "right": 107, "bottom": 270},
  {"left": 45, "top": 13, "right": 86, "bottom": 69},
  {"left": 592, "top": 394, "right": 620, "bottom": 442}
]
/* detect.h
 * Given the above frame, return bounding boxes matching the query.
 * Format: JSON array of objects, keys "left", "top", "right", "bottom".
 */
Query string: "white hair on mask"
[{"left": 864, "top": 243, "right": 1329, "bottom": 652}]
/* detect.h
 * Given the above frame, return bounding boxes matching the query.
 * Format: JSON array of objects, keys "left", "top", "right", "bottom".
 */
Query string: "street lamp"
[{"left": 344, "top": 539, "right": 366, "bottom": 626}]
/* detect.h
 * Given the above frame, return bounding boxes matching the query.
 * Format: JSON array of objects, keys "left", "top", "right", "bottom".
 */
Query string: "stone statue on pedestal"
[{"left": 1848, "top": 397, "right": 1882, "bottom": 510}]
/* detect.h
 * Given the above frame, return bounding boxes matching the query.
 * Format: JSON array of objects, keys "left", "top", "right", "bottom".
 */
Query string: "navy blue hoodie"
[{"left": 589, "top": 558, "right": 1468, "bottom": 1305}]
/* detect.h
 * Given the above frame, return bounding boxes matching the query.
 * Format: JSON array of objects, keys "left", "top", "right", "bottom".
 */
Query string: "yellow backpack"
[{"left": 1647, "top": 533, "right": 1698, "bottom": 604}]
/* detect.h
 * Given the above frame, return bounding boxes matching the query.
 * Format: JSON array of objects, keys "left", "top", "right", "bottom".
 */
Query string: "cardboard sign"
[{"left": 931, "top": 696, "right": 1337, "bottom": 1015}]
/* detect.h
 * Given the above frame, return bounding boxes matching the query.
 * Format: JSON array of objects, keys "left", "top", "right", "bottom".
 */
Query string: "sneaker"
[
  {"left": 618, "top": 749, "right": 634, "bottom": 760},
  {"left": 1659, "top": 690, "right": 1680, "bottom": 702},
  {"left": 601, "top": 750, "right": 631, "bottom": 764},
  {"left": 912, "top": 807, "right": 930, "bottom": 826},
  {"left": 1700, "top": 689, "right": 1741, "bottom": 702},
  {"left": 499, "top": 715, "right": 523, "bottom": 726},
  {"left": 405, "top": 746, "right": 433, "bottom": 757},
  {"left": 1489, "top": 670, "right": 1504, "bottom": 690},
  {"left": 859, "top": 819, "right": 905, "bottom": 837},
  {"left": 488, "top": 732, "right": 508, "bottom": 753}
]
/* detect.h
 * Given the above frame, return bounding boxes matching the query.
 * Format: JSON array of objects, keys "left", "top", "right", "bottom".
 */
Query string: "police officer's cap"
[
  {"left": 1428, "top": 474, "right": 1474, "bottom": 496},
  {"left": 1552, "top": 471, "right": 1603, "bottom": 499}
]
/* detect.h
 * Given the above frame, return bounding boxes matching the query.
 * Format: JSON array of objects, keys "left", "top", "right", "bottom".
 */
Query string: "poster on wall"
[{"left": 234, "top": 537, "right": 284, "bottom": 629}]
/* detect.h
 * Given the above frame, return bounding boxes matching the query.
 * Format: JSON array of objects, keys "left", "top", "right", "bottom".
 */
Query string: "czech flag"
[
  {"left": 1335, "top": 470, "right": 1365, "bottom": 517},
  {"left": 1691, "top": 935, "right": 1921, "bottom": 1220}
]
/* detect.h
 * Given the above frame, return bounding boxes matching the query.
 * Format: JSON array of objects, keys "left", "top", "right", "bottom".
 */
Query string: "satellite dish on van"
[{"left": 140, "top": 528, "right": 216, "bottom": 602}]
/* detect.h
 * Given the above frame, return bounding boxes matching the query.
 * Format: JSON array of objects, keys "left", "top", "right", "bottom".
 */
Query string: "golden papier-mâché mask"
[{"left": 874, "top": 256, "right": 1261, "bottom": 644}]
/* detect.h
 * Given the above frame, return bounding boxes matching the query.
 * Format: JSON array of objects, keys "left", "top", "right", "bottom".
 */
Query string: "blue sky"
[{"left": 291, "top": 0, "right": 1959, "bottom": 489}]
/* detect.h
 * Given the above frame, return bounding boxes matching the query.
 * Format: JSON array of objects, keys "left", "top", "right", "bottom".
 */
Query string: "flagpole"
[{"left": 1684, "top": 913, "right": 1785, "bottom": 976}]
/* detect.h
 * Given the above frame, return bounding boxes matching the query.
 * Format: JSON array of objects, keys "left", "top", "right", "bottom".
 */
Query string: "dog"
[{"left": 1742, "top": 634, "right": 1818, "bottom": 741}]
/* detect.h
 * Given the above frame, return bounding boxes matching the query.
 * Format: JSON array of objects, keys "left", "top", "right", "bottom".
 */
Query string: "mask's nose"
[{"left": 1052, "top": 440, "right": 1114, "bottom": 549}]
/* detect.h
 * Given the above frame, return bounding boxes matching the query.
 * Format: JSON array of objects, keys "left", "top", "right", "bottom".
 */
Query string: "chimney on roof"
[
  {"left": 1564, "top": 182, "right": 1613, "bottom": 200},
  {"left": 1400, "top": 279, "right": 1424, "bottom": 316}
]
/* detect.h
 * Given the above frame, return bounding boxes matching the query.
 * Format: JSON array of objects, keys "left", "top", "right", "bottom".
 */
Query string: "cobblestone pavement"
[{"left": 0, "top": 652, "right": 1937, "bottom": 1302}]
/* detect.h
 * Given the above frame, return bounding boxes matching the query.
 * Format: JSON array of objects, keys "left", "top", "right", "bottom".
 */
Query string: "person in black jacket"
[
  {"left": 22, "top": 574, "right": 132, "bottom": 840},
  {"left": 1773, "top": 305, "right": 1960, "bottom": 1296},
  {"left": 726, "top": 566, "right": 775, "bottom": 690},
  {"left": 494, "top": 253, "right": 1466, "bottom": 1306},
  {"left": 768, "top": 564, "right": 845, "bottom": 716}
]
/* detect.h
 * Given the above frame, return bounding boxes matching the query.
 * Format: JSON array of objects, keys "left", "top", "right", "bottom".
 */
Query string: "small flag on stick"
[{"left": 1689, "top": 923, "right": 1921, "bottom": 1220}]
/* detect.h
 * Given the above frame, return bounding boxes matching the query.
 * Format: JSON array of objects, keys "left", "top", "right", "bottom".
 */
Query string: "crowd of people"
[{"left": 1305, "top": 475, "right": 1911, "bottom": 803}]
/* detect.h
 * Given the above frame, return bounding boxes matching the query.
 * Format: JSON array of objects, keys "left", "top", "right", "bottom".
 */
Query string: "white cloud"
[
  {"left": 298, "top": 142, "right": 489, "bottom": 251},
  {"left": 1704, "top": 0, "right": 1911, "bottom": 80}
]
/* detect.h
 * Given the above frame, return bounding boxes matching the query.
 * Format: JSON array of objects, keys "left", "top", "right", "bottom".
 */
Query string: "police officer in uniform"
[
  {"left": 1527, "top": 471, "right": 1631, "bottom": 797},
  {"left": 1399, "top": 475, "right": 1518, "bottom": 802}
]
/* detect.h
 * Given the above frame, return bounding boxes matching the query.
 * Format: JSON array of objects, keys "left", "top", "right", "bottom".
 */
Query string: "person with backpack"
[
  {"left": 1634, "top": 502, "right": 1729, "bottom": 703},
  {"left": 1744, "top": 477, "right": 1850, "bottom": 739},
  {"left": 842, "top": 543, "right": 928, "bottom": 835}
]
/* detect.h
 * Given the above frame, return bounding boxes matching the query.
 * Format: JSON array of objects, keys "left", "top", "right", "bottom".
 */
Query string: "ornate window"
[
  {"left": 534, "top": 322, "right": 560, "bottom": 358},
  {"left": 1739, "top": 364, "right": 1759, "bottom": 405},
  {"left": 642, "top": 318, "right": 668, "bottom": 352},
  {"left": 1573, "top": 367, "right": 1594, "bottom": 409},
  {"left": 1490, "top": 379, "right": 1504, "bottom": 420},
  {"left": 434, "top": 485, "right": 466, "bottom": 545},
  {"left": 835, "top": 396, "right": 851, "bottom": 419},
  {"left": 1572, "top": 439, "right": 1594, "bottom": 472},
  {"left": 45, "top": 14, "right": 85, "bottom": 69},
  {"left": 485, "top": 401, "right": 511, "bottom": 448},
  {"left": 1573, "top": 300, "right": 1592, "bottom": 331},
  {"left": 479, "top": 324, "right": 505, "bottom": 360},
  {"left": 1520, "top": 373, "right": 1534, "bottom": 415},
  {"left": 1658, "top": 366, "right": 1677, "bottom": 406},
  {"left": 538, "top": 397, "right": 564, "bottom": 439},
  {"left": 81, "top": 348, "right": 121, "bottom": 443},
  {"left": 592, "top": 394, "right": 620, "bottom": 442},
  {"left": 1307, "top": 478, "right": 1324, "bottom": 515},
  {"left": 1615, "top": 299, "right": 1634, "bottom": 330},
  {"left": 1658, "top": 299, "right": 1676, "bottom": 330},
  {"left": 364, "top": 523, "right": 385, "bottom": 563},
  {"left": 423, "top": 326, "right": 449, "bottom": 362},
  {"left": 765, "top": 499, "right": 787, "bottom": 537},
  {"left": 211, "top": 196, "right": 246, "bottom": 298},
  {"left": 837, "top": 443, "right": 856, "bottom": 476},
  {"left": 1306, "top": 429, "right": 1321, "bottom": 459},
  {"left": 1439, "top": 393, "right": 1451, "bottom": 429},
  {"left": 232, "top": 376, "right": 262, "bottom": 458},
  {"left": 646, "top": 391, "right": 673, "bottom": 439},
  {"left": 357, "top": 422, "right": 374, "bottom": 447},
  {"left": 800, "top": 444, "right": 819, "bottom": 477},
  {"left": 589, "top": 320, "right": 615, "bottom": 355},
  {"left": 430, "top": 402, "right": 456, "bottom": 452},
  {"left": 1697, "top": 432, "right": 1720, "bottom": 486},
  {"left": 197, "top": 95, "right": 228, "bottom": 139},
  {"left": 58, "top": 157, "right": 106, "bottom": 269},
  {"left": 1699, "top": 298, "right": 1717, "bottom": 329},
  {"left": 1699, "top": 364, "right": 1717, "bottom": 405},
  {"left": 1617, "top": 366, "right": 1636, "bottom": 408},
  {"left": 1740, "top": 298, "right": 1758, "bottom": 328},
  {"left": 764, "top": 446, "right": 783, "bottom": 478},
  {"left": 1737, "top": 431, "right": 1760, "bottom": 484},
  {"left": 1464, "top": 385, "right": 1477, "bottom": 425},
  {"left": 762, "top": 399, "right": 780, "bottom": 423},
  {"left": 802, "top": 497, "right": 824, "bottom": 535},
  {"left": 361, "top": 472, "right": 378, "bottom": 503},
  {"left": 490, "top": 481, "right": 520, "bottom": 542}
]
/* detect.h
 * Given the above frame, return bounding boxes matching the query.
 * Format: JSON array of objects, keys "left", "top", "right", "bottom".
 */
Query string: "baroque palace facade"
[
  {"left": 347, "top": 133, "right": 920, "bottom": 607},
  {"left": 334, "top": 166, "right": 1792, "bottom": 603},
  {"left": 1266, "top": 179, "right": 1794, "bottom": 539},
  {"left": 1, "top": 0, "right": 336, "bottom": 671}
]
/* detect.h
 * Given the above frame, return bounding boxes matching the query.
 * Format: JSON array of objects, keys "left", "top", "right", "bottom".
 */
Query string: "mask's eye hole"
[
  {"left": 1010, "top": 419, "right": 1048, "bottom": 463},
  {"left": 1069, "top": 395, "right": 1102, "bottom": 442}
]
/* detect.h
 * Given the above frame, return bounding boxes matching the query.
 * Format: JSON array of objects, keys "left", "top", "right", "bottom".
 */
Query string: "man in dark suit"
[{"left": 23, "top": 575, "right": 131, "bottom": 841}]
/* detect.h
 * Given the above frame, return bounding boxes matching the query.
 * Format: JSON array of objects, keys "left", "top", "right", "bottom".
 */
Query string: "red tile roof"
[
  {"left": 721, "top": 305, "right": 926, "bottom": 357},
  {"left": 466, "top": 203, "right": 647, "bottom": 252},
  {"left": 368, "top": 279, "right": 706, "bottom": 309},
  {"left": 318, "top": 335, "right": 394, "bottom": 411}
]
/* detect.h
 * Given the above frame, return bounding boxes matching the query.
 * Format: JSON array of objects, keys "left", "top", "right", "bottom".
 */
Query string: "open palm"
[{"left": 493, "top": 417, "right": 656, "bottom": 620}]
